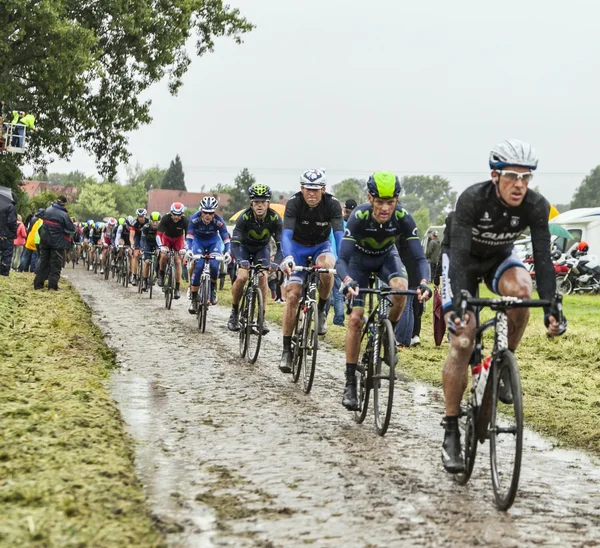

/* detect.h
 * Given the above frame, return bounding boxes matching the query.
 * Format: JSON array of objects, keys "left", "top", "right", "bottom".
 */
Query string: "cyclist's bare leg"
[
  {"left": 345, "top": 307, "right": 365, "bottom": 363},
  {"left": 315, "top": 254, "right": 335, "bottom": 300},
  {"left": 282, "top": 283, "right": 302, "bottom": 336},
  {"left": 159, "top": 251, "right": 167, "bottom": 272},
  {"left": 175, "top": 255, "right": 182, "bottom": 282},
  {"left": 388, "top": 277, "right": 408, "bottom": 323},
  {"left": 259, "top": 272, "right": 269, "bottom": 305},
  {"left": 442, "top": 310, "right": 476, "bottom": 416},
  {"left": 231, "top": 267, "right": 249, "bottom": 306},
  {"left": 142, "top": 259, "right": 150, "bottom": 278},
  {"left": 497, "top": 266, "right": 532, "bottom": 351},
  {"left": 131, "top": 248, "right": 140, "bottom": 277}
]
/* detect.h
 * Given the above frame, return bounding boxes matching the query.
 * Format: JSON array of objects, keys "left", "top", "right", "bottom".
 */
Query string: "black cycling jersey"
[
  {"left": 83, "top": 226, "right": 92, "bottom": 239},
  {"left": 231, "top": 207, "right": 283, "bottom": 260},
  {"left": 449, "top": 180, "right": 555, "bottom": 308},
  {"left": 157, "top": 213, "right": 188, "bottom": 241},
  {"left": 336, "top": 203, "right": 428, "bottom": 283},
  {"left": 141, "top": 224, "right": 158, "bottom": 248},
  {"left": 282, "top": 192, "right": 343, "bottom": 246},
  {"left": 131, "top": 217, "right": 149, "bottom": 246}
]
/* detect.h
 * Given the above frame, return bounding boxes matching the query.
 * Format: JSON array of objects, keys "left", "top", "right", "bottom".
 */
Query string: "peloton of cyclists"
[
  {"left": 336, "top": 171, "right": 432, "bottom": 410},
  {"left": 279, "top": 169, "right": 344, "bottom": 373},
  {"left": 227, "top": 183, "right": 283, "bottom": 334},
  {"left": 440, "top": 139, "right": 567, "bottom": 474},
  {"left": 186, "top": 196, "right": 232, "bottom": 313}
]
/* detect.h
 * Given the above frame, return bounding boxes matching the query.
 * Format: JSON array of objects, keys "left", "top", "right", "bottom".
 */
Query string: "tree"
[
  {"left": 162, "top": 155, "right": 187, "bottom": 191},
  {"left": 126, "top": 164, "right": 167, "bottom": 191},
  {"left": 0, "top": 1, "right": 254, "bottom": 179},
  {"left": 400, "top": 175, "right": 456, "bottom": 224},
  {"left": 571, "top": 167, "right": 600, "bottom": 209},
  {"left": 331, "top": 178, "right": 366, "bottom": 204},
  {"left": 72, "top": 183, "right": 117, "bottom": 220},
  {"left": 113, "top": 184, "right": 148, "bottom": 217},
  {"left": 412, "top": 206, "right": 431, "bottom": 240},
  {"left": 27, "top": 190, "right": 60, "bottom": 215},
  {"left": 212, "top": 168, "right": 256, "bottom": 219}
]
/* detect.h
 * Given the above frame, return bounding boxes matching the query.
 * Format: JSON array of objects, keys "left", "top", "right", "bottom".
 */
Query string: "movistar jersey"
[
  {"left": 450, "top": 180, "right": 555, "bottom": 305},
  {"left": 336, "top": 203, "right": 428, "bottom": 282},
  {"left": 231, "top": 207, "right": 283, "bottom": 261}
]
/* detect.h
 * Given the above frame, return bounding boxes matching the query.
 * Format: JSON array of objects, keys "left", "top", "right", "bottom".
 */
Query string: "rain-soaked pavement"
[{"left": 66, "top": 267, "right": 600, "bottom": 547}]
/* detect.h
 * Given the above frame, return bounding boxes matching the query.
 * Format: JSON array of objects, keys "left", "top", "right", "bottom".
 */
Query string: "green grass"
[
  {"left": 222, "top": 281, "right": 600, "bottom": 456},
  {"left": 0, "top": 274, "right": 164, "bottom": 547}
]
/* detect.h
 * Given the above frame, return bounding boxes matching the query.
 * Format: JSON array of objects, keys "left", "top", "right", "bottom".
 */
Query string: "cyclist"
[
  {"left": 82, "top": 219, "right": 94, "bottom": 257},
  {"left": 227, "top": 183, "right": 283, "bottom": 333},
  {"left": 115, "top": 216, "right": 133, "bottom": 264},
  {"left": 88, "top": 221, "right": 102, "bottom": 270},
  {"left": 336, "top": 171, "right": 431, "bottom": 410},
  {"left": 185, "top": 196, "right": 231, "bottom": 313},
  {"left": 100, "top": 218, "right": 117, "bottom": 274},
  {"left": 140, "top": 211, "right": 161, "bottom": 291},
  {"left": 279, "top": 169, "right": 344, "bottom": 373},
  {"left": 440, "top": 139, "right": 567, "bottom": 474},
  {"left": 130, "top": 208, "right": 149, "bottom": 286},
  {"left": 156, "top": 202, "right": 188, "bottom": 299}
]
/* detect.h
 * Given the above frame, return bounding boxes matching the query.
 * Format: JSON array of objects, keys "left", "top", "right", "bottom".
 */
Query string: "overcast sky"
[{"left": 44, "top": 0, "right": 599, "bottom": 205}]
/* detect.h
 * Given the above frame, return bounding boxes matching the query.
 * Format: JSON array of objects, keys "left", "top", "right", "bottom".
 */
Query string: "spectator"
[
  {"left": 10, "top": 110, "right": 36, "bottom": 148},
  {"left": 19, "top": 213, "right": 44, "bottom": 272},
  {"left": 343, "top": 199, "right": 357, "bottom": 222},
  {"left": 0, "top": 188, "right": 18, "bottom": 276},
  {"left": 425, "top": 230, "right": 441, "bottom": 282},
  {"left": 11, "top": 214, "right": 27, "bottom": 270},
  {"left": 33, "top": 196, "right": 75, "bottom": 290}
]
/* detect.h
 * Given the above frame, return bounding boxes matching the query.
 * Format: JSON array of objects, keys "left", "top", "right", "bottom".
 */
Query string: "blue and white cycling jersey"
[{"left": 185, "top": 212, "right": 231, "bottom": 254}]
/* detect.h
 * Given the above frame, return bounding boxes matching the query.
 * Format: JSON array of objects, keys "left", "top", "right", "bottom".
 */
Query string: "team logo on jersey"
[
  {"left": 510, "top": 216, "right": 520, "bottom": 227},
  {"left": 412, "top": 227, "right": 418, "bottom": 236},
  {"left": 480, "top": 211, "right": 491, "bottom": 222}
]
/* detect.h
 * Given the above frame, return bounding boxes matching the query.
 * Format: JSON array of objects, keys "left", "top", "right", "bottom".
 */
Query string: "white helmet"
[
  {"left": 200, "top": 196, "right": 218, "bottom": 212},
  {"left": 489, "top": 139, "right": 538, "bottom": 171},
  {"left": 300, "top": 169, "right": 327, "bottom": 189}
]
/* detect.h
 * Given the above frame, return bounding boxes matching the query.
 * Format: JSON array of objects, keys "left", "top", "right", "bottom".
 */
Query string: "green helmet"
[
  {"left": 366, "top": 172, "right": 402, "bottom": 198},
  {"left": 150, "top": 211, "right": 161, "bottom": 222},
  {"left": 118, "top": 217, "right": 125, "bottom": 226},
  {"left": 248, "top": 183, "right": 272, "bottom": 201}
]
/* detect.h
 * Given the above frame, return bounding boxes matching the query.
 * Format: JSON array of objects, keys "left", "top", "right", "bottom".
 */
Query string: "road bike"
[
  {"left": 163, "top": 249, "right": 185, "bottom": 309},
  {"left": 238, "top": 262, "right": 272, "bottom": 364},
  {"left": 118, "top": 246, "right": 131, "bottom": 287},
  {"left": 147, "top": 250, "right": 159, "bottom": 299},
  {"left": 191, "top": 252, "right": 223, "bottom": 333},
  {"left": 91, "top": 244, "right": 102, "bottom": 274},
  {"left": 454, "top": 290, "right": 565, "bottom": 510},
  {"left": 350, "top": 275, "right": 417, "bottom": 436},
  {"left": 290, "top": 257, "right": 337, "bottom": 394}
]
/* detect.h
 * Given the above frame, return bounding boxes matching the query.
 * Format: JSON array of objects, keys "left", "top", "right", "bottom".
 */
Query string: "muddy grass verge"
[
  {"left": 218, "top": 282, "right": 600, "bottom": 456},
  {"left": 0, "top": 274, "right": 164, "bottom": 546}
]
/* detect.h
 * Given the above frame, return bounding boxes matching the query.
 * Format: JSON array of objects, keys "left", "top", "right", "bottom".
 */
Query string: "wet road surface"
[{"left": 66, "top": 268, "right": 600, "bottom": 547}]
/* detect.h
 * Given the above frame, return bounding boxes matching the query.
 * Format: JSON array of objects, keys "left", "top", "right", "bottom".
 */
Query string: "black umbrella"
[{"left": 0, "top": 185, "right": 15, "bottom": 207}]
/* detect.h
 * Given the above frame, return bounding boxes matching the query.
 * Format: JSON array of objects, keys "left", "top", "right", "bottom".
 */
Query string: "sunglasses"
[
  {"left": 498, "top": 170, "right": 534, "bottom": 183},
  {"left": 202, "top": 211, "right": 216, "bottom": 216}
]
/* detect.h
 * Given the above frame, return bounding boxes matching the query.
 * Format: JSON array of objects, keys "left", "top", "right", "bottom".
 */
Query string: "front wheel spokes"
[
  {"left": 373, "top": 319, "right": 396, "bottom": 436},
  {"left": 302, "top": 301, "right": 319, "bottom": 394},
  {"left": 246, "top": 286, "right": 264, "bottom": 364},
  {"left": 455, "top": 406, "right": 478, "bottom": 486},
  {"left": 238, "top": 291, "right": 249, "bottom": 357},
  {"left": 490, "top": 350, "right": 523, "bottom": 511},
  {"left": 353, "top": 347, "right": 371, "bottom": 424}
]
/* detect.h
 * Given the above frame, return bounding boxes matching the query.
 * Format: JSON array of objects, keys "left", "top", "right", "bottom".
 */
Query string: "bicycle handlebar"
[
  {"left": 346, "top": 287, "right": 419, "bottom": 313},
  {"left": 292, "top": 266, "right": 337, "bottom": 274}
]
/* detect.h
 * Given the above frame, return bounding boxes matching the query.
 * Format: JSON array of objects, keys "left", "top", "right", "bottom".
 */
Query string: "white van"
[{"left": 549, "top": 207, "right": 600, "bottom": 256}]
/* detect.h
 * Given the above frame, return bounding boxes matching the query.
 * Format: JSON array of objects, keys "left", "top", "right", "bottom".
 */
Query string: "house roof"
[
  {"left": 20, "top": 180, "right": 48, "bottom": 197},
  {"left": 147, "top": 189, "right": 230, "bottom": 214}
]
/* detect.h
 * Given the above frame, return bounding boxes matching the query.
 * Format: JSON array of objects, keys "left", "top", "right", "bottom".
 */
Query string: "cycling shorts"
[
  {"left": 143, "top": 243, "right": 157, "bottom": 261},
  {"left": 191, "top": 239, "right": 222, "bottom": 286},
  {"left": 442, "top": 249, "right": 527, "bottom": 311},
  {"left": 191, "top": 236, "right": 223, "bottom": 256},
  {"left": 345, "top": 247, "right": 407, "bottom": 308},
  {"left": 161, "top": 235, "right": 185, "bottom": 252},
  {"left": 237, "top": 245, "right": 270, "bottom": 267},
  {"left": 288, "top": 240, "right": 334, "bottom": 285}
]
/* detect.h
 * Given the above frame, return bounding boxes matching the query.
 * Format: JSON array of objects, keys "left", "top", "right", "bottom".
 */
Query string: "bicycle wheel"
[
  {"left": 353, "top": 333, "right": 372, "bottom": 424},
  {"left": 291, "top": 303, "right": 304, "bottom": 383},
  {"left": 197, "top": 276, "right": 209, "bottom": 333},
  {"left": 93, "top": 252, "right": 99, "bottom": 274},
  {"left": 455, "top": 407, "right": 478, "bottom": 486},
  {"left": 373, "top": 318, "right": 396, "bottom": 436},
  {"left": 149, "top": 261, "right": 154, "bottom": 299},
  {"left": 104, "top": 254, "right": 111, "bottom": 280},
  {"left": 246, "top": 287, "right": 264, "bottom": 364},
  {"left": 238, "top": 289, "right": 249, "bottom": 357},
  {"left": 301, "top": 301, "right": 319, "bottom": 394},
  {"left": 165, "top": 265, "right": 173, "bottom": 309},
  {"left": 489, "top": 350, "right": 523, "bottom": 511},
  {"left": 123, "top": 255, "right": 129, "bottom": 287}
]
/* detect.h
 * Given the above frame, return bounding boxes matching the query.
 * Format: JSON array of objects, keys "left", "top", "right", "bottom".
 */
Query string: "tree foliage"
[
  {"left": 0, "top": 0, "right": 254, "bottom": 178},
  {"left": 162, "top": 155, "right": 186, "bottom": 191},
  {"left": 571, "top": 167, "right": 600, "bottom": 209},
  {"left": 331, "top": 178, "right": 366, "bottom": 205},
  {"left": 213, "top": 168, "right": 256, "bottom": 219},
  {"left": 72, "top": 184, "right": 118, "bottom": 220},
  {"left": 400, "top": 175, "right": 456, "bottom": 224},
  {"left": 126, "top": 164, "right": 166, "bottom": 191},
  {"left": 412, "top": 206, "right": 431, "bottom": 241}
]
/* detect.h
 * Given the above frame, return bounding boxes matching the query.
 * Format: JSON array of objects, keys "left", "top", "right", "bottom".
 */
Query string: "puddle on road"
[{"left": 67, "top": 268, "right": 600, "bottom": 547}]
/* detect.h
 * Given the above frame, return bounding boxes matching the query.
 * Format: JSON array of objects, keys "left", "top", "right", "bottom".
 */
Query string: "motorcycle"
[
  {"left": 555, "top": 253, "right": 600, "bottom": 295},
  {"left": 524, "top": 251, "right": 568, "bottom": 292}
]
